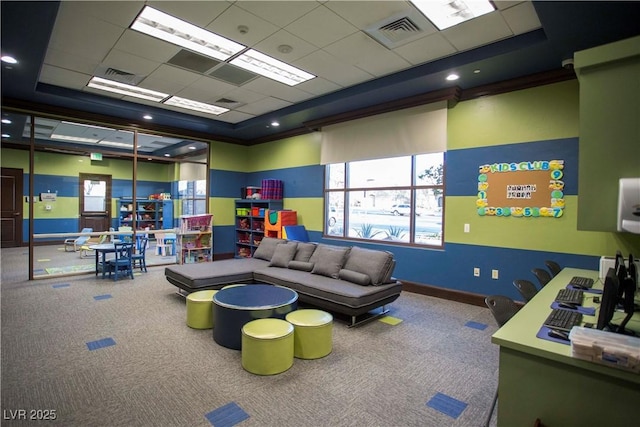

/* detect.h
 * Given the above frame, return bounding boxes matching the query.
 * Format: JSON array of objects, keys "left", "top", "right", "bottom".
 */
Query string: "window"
[
  {"left": 178, "top": 180, "right": 207, "bottom": 216},
  {"left": 325, "top": 153, "right": 444, "bottom": 247}
]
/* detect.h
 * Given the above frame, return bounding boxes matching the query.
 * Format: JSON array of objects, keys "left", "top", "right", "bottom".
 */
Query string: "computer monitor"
[{"left": 596, "top": 268, "right": 620, "bottom": 331}]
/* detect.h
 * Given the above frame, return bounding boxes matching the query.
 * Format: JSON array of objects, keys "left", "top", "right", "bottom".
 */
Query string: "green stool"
[
  {"left": 285, "top": 309, "right": 333, "bottom": 359},
  {"left": 241, "top": 318, "right": 294, "bottom": 375},
  {"left": 186, "top": 290, "right": 218, "bottom": 329}
]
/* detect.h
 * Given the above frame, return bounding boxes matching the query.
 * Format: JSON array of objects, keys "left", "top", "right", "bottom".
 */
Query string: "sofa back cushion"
[
  {"left": 310, "top": 245, "right": 350, "bottom": 279},
  {"left": 343, "top": 246, "right": 395, "bottom": 285},
  {"left": 269, "top": 242, "right": 298, "bottom": 267},
  {"left": 253, "top": 237, "right": 287, "bottom": 261},
  {"left": 293, "top": 242, "right": 317, "bottom": 262}
]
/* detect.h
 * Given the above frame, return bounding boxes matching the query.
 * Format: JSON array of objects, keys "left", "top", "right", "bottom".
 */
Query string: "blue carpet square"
[
  {"left": 52, "top": 283, "right": 70, "bottom": 289},
  {"left": 94, "top": 294, "right": 112, "bottom": 301},
  {"left": 465, "top": 320, "right": 488, "bottom": 330},
  {"left": 86, "top": 337, "right": 116, "bottom": 351},
  {"left": 427, "top": 392, "right": 468, "bottom": 419},
  {"left": 205, "top": 402, "right": 249, "bottom": 427}
]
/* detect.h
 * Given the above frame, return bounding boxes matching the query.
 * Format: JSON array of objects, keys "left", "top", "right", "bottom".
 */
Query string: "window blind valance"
[{"left": 320, "top": 101, "right": 447, "bottom": 165}]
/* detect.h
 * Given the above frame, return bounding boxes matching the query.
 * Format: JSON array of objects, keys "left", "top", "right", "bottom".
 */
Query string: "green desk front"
[{"left": 492, "top": 268, "right": 640, "bottom": 427}]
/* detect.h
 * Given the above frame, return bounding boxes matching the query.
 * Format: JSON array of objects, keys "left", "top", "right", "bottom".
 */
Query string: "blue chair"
[
  {"left": 131, "top": 237, "right": 148, "bottom": 273},
  {"left": 107, "top": 242, "right": 134, "bottom": 281},
  {"left": 64, "top": 227, "right": 93, "bottom": 252}
]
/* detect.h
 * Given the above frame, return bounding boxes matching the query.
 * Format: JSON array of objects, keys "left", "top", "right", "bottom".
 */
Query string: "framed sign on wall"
[{"left": 476, "top": 160, "right": 565, "bottom": 218}]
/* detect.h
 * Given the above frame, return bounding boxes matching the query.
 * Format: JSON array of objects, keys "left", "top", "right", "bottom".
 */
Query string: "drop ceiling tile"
[
  {"left": 234, "top": 1, "right": 321, "bottom": 28},
  {"left": 114, "top": 29, "right": 181, "bottom": 64},
  {"left": 236, "top": 97, "right": 292, "bottom": 116},
  {"left": 175, "top": 76, "right": 236, "bottom": 103},
  {"left": 215, "top": 110, "right": 255, "bottom": 124},
  {"left": 48, "top": 14, "right": 126, "bottom": 62},
  {"left": 241, "top": 78, "right": 313, "bottom": 103},
  {"left": 295, "top": 77, "right": 342, "bottom": 96},
  {"left": 494, "top": 1, "right": 525, "bottom": 11},
  {"left": 38, "top": 65, "right": 91, "bottom": 90},
  {"left": 393, "top": 33, "right": 457, "bottom": 65},
  {"left": 147, "top": 0, "right": 231, "bottom": 27},
  {"left": 207, "top": 4, "right": 279, "bottom": 47},
  {"left": 57, "top": 0, "right": 144, "bottom": 28},
  {"left": 324, "top": 31, "right": 411, "bottom": 76},
  {"left": 43, "top": 48, "right": 100, "bottom": 75},
  {"left": 145, "top": 64, "right": 202, "bottom": 87},
  {"left": 285, "top": 5, "right": 359, "bottom": 48},
  {"left": 295, "top": 49, "right": 374, "bottom": 87},
  {"left": 251, "top": 29, "right": 319, "bottom": 62},
  {"left": 324, "top": 1, "right": 412, "bottom": 29},
  {"left": 218, "top": 87, "right": 267, "bottom": 105},
  {"left": 442, "top": 12, "right": 513, "bottom": 52},
  {"left": 101, "top": 49, "right": 162, "bottom": 77},
  {"left": 501, "top": 1, "right": 542, "bottom": 35}
]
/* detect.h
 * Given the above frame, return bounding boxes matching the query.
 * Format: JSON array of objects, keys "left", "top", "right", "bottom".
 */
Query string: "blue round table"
[{"left": 213, "top": 284, "right": 298, "bottom": 350}]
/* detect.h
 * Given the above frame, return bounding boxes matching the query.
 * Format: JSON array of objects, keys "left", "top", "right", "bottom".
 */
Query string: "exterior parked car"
[{"left": 389, "top": 204, "right": 411, "bottom": 216}]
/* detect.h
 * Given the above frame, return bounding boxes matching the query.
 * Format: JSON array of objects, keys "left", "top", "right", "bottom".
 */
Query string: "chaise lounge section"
[{"left": 164, "top": 237, "right": 402, "bottom": 326}]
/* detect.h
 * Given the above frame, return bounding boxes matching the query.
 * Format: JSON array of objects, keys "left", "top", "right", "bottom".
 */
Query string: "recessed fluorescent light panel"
[
  {"left": 411, "top": 0, "right": 495, "bottom": 30},
  {"left": 87, "top": 77, "right": 168, "bottom": 102},
  {"left": 163, "top": 96, "right": 229, "bottom": 115},
  {"left": 230, "top": 49, "right": 315, "bottom": 86},
  {"left": 131, "top": 6, "right": 246, "bottom": 61}
]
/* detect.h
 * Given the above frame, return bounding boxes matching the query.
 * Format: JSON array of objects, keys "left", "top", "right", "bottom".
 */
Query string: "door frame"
[
  {"left": 1, "top": 167, "right": 24, "bottom": 247},
  {"left": 79, "top": 173, "right": 112, "bottom": 232}
]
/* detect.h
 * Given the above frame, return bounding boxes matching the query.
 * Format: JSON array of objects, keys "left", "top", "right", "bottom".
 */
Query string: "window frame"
[{"left": 323, "top": 154, "right": 445, "bottom": 248}]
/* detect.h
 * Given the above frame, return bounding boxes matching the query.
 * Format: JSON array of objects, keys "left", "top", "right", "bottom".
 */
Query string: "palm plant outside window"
[{"left": 325, "top": 153, "right": 444, "bottom": 247}]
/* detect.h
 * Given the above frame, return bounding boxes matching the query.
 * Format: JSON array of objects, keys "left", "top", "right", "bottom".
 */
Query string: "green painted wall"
[
  {"left": 447, "top": 80, "right": 640, "bottom": 256},
  {"left": 248, "top": 133, "right": 322, "bottom": 171},
  {"left": 575, "top": 35, "right": 640, "bottom": 231}
]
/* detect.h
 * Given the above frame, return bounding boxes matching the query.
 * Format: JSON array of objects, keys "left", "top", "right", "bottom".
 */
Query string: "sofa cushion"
[
  {"left": 253, "top": 237, "right": 286, "bottom": 261},
  {"left": 311, "top": 245, "right": 350, "bottom": 279},
  {"left": 309, "top": 243, "right": 349, "bottom": 265},
  {"left": 294, "top": 242, "right": 317, "bottom": 262},
  {"left": 164, "top": 258, "right": 270, "bottom": 290},
  {"left": 288, "top": 260, "right": 314, "bottom": 272},
  {"left": 269, "top": 242, "right": 298, "bottom": 267},
  {"left": 339, "top": 269, "right": 371, "bottom": 286},
  {"left": 343, "top": 246, "right": 395, "bottom": 285}
]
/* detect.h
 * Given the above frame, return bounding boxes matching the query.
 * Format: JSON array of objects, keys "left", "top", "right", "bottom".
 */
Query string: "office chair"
[
  {"left": 484, "top": 295, "right": 520, "bottom": 427},
  {"left": 544, "top": 260, "right": 562, "bottom": 277},
  {"left": 531, "top": 268, "right": 552, "bottom": 287},
  {"left": 513, "top": 279, "right": 539, "bottom": 303},
  {"left": 131, "top": 237, "right": 148, "bottom": 273}
]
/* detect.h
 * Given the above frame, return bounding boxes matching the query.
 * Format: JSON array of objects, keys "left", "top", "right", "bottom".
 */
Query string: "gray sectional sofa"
[{"left": 164, "top": 237, "right": 403, "bottom": 326}]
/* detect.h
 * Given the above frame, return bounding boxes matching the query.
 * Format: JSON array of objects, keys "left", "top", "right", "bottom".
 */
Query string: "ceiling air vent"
[
  {"left": 94, "top": 66, "right": 143, "bottom": 85},
  {"left": 209, "top": 63, "right": 258, "bottom": 86},
  {"left": 214, "top": 97, "right": 245, "bottom": 109},
  {"left": 365, "top": 9, "right": 434, "bottom": 49}
]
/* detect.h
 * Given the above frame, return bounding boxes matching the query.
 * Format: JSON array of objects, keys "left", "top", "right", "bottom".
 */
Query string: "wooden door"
[
  {"left": 1, "top": 168, "right": 23, "bottom": 247},
  {"left": 79, "top": 173, "right": 112, "bottom": 232}
]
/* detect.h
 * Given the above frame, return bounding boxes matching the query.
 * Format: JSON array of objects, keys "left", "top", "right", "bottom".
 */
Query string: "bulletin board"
[{"left": 476, "top": 160, "right": 565, "bottom": 218}]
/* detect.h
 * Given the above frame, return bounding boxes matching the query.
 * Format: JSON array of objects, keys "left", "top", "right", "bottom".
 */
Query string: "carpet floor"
[{"left": 1, "top": 247, "right": 500, "bottom": 427}]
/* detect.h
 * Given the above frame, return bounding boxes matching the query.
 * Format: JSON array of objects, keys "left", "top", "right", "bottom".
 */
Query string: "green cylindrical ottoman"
[
  {"left": 186, "top": 290, "right": 218, "bottom": 329},
  {"left": 285, "top": 309, "right": 333, "bottom": 359},
  {"left": 241, "top": 318, "right": 294, "bottom": 375}
]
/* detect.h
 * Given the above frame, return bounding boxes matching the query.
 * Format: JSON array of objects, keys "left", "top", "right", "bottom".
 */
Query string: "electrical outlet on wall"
[
  {"left": 492, "top": 269, "right": 499, "bottom": 279},
  {"left": 474, "top": 267, "right": 480, "bottom": 277}
]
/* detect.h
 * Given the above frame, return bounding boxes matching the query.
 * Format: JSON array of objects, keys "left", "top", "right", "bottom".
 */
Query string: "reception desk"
[{"left": 492, "top": 268, "right": 640, "bottom": 427}]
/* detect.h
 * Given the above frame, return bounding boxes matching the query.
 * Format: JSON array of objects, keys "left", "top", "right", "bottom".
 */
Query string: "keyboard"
[
  {"left": 543, "top": 309, "right": 583, "bottom": 332},
  {"left": 569, "top": 276, "right": 595, "bottom": 289},
  {"left": 555, "top": 288, "right": 584, "bottom": 305}
]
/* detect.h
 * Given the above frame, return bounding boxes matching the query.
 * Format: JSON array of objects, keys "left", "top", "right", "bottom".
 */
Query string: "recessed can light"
[
  {"left": 143, "top": 114, "right": 153, "bottom": 120},
  {"left": 271, "top": 121, "right": 280, "bottom": 127},
  {"left": 1, "top": 118, "right": 11, "bottom": 124},
  {"left": 1, "top": 56, "right": 17, "bottom": 64},
  {"left": 164, "top": 154, "right": 170, "bottom": 157},
  {"left": 446, "top": 73, "right": 460, "bottom": 81}
]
